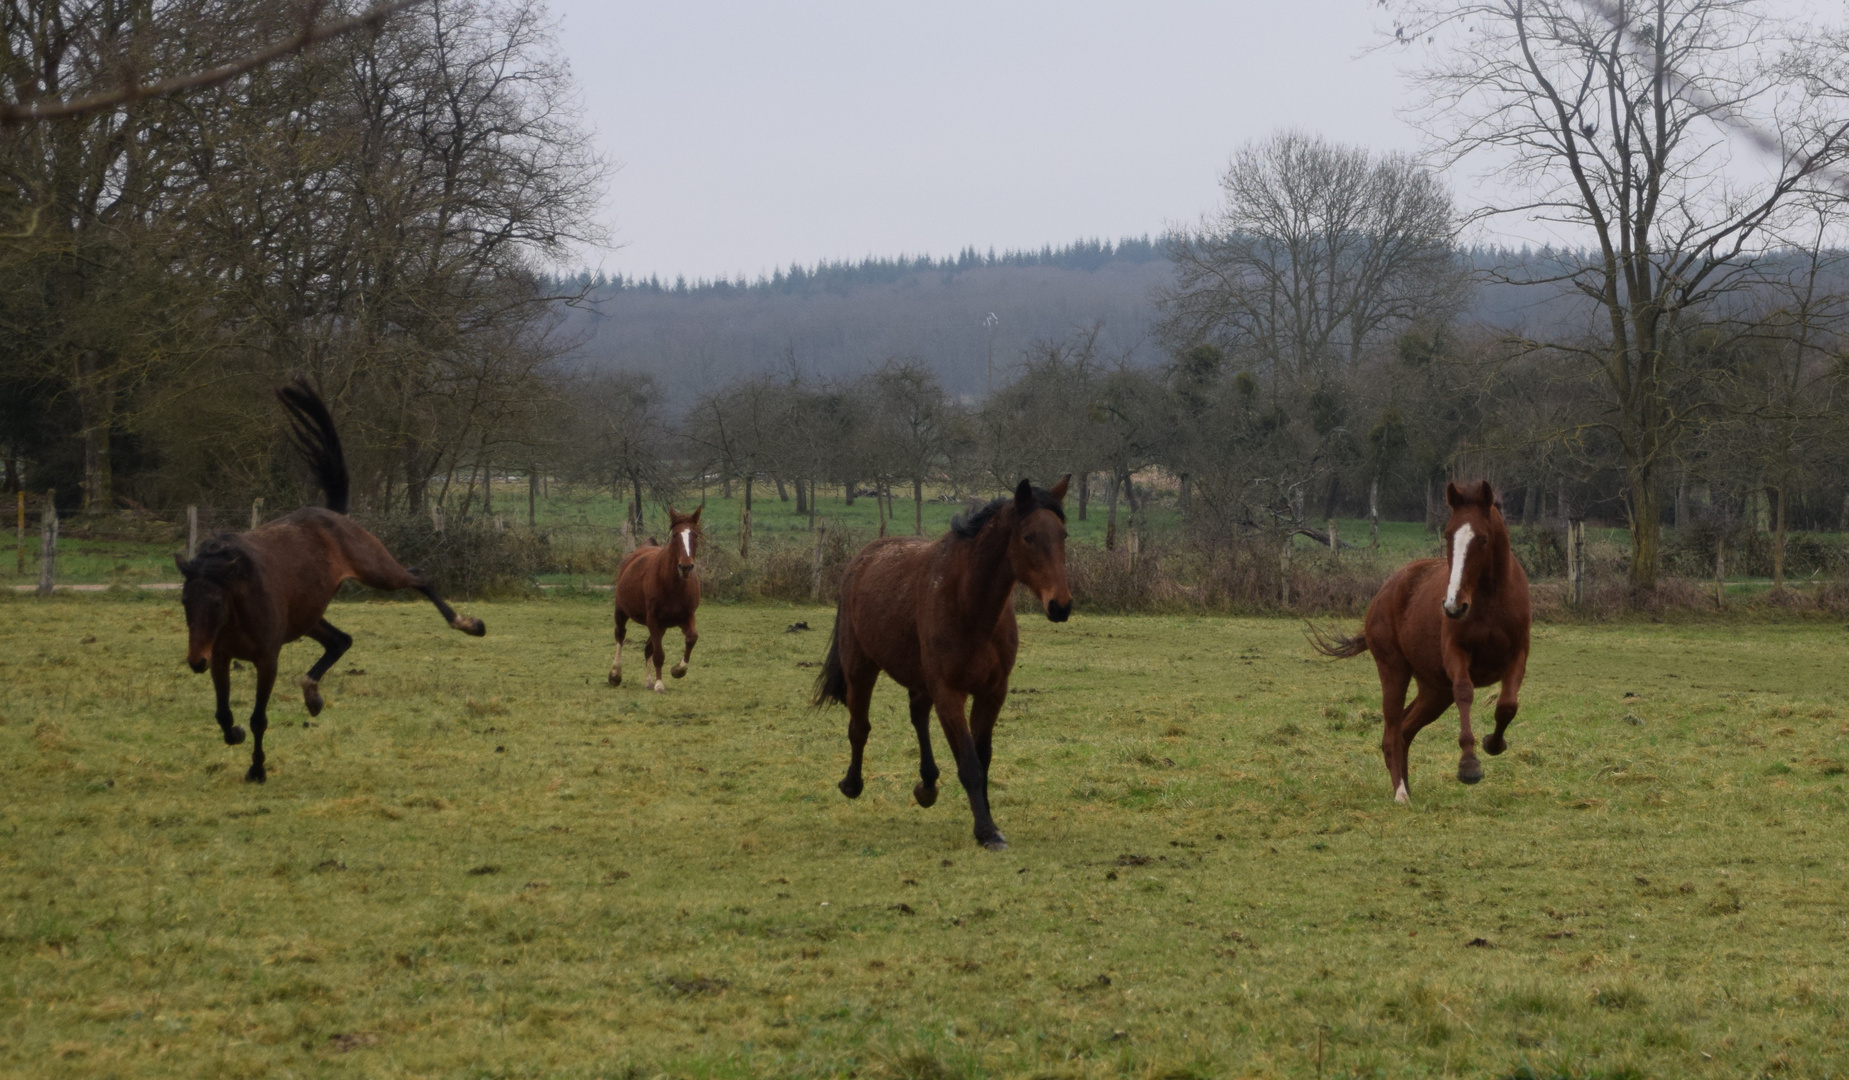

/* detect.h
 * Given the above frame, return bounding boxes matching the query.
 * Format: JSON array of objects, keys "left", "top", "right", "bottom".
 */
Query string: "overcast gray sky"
[{"left": 550, "top": 1, "right": 1423, "bottom": 281}]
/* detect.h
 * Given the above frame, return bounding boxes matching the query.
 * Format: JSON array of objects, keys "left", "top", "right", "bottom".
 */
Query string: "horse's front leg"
[
  {"left": 671, "top": 614, "right": 697, "bottom": 679},
  {"left": 211, "top": 651, "right": 245, "bottom": 746},
  {"left": 1444, "top": 648, "right": 1481, "bottom": 784},
  {"left": 246, "top": 654, "right": 277, "bottom": 783},
  {"left": 838, "top": 675, "right": 875, "bottom": 800},
  {"left": 936, "top": 689, "right": 1005, "bottom": 850},
  {"left": 1484, "top": 646, "right": 1528, "bottom": 756}
]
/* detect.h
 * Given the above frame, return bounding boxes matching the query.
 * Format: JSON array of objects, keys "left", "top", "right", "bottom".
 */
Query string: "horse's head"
[
  {"left": 174, "top": 540, "right": 254, "bottom": 671},
  {"left": 667, "top": 506, "right": 702, "bottom": 579},
  {"left": 1442, "top": 480, "right": 1505, "bottom": 619},
  {"left": 1008, "top": 475, "right": 1073, "bottom": 622}
]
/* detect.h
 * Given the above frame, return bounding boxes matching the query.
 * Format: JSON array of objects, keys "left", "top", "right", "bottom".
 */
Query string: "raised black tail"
[
  {"left": 811, "top": 612, "right": 848, "bottom": 708},
  {"left": 1307, "top": 622, "right": 1369, "bottom": 659},
  {"left": 275, "top": 379, "right": 350, "bottom": 514}
]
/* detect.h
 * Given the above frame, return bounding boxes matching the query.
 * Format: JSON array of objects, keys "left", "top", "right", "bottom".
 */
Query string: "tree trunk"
[
  {"left": 1323, "top": 475, "right": 1341, "bottom": 521},
  {"left": 1077, "top": 472, "right": 1090, "bottom": 521},
  {"left": 632, "top": 475, "right": 645, "bottom": 532},
  {"left": 76, "top": 358, "right": 115, "bottom": 514},
  {"left": 1424, "top": 479, "right": 1438, "bottom": 533},
  {"left": 844, "top": 480, "right": 855, "bottom": 507},
  {"left": 740, "top": 475, "right": 753, "bottom": 557},
  {"left": 1178, "top": 473, "right": 1190, "bottom": 519},
  {"left": 795, "top": 478, "right": 808, "bottom": 515},
  {"left": 876, "top": 483, "right": 887, "bottom": 537},
  {"left": 1105, "top": 472, "right": 1120, "bottom": 551},
  {"left": 528, "top": 467, "right": 538, "bottom": 526},
  {"left": 1625, "top": 462, "right": 1661, "bottom": 593},
  {"left": 775, "top": 477, "right": 788, "bottom": 502},
  {"left": 912, "top": 477, "right": 923, "bottom": 535},
  {"left": 1369, "top": 475, "right": 1380, "bottom": 549},
  {"left": 1674, "top": 474, "right": 1688, "bottom": 531},
  {"left": 1772, "top": 480, "right": 1788, "bottom": 590}
]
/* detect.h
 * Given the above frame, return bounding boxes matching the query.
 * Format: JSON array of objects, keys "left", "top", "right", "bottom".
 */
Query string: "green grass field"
[{"left": 4, "top": 594, "right": 1848, "bottom": 1078}]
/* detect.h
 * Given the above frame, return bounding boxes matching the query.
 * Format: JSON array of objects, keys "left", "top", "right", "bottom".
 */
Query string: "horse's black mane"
[
  {"left": 950, "top": 486, "right": 1066, "bottom": 540},
  {"left": 180, "top": 534, "right": 254, "bottom": 585}
]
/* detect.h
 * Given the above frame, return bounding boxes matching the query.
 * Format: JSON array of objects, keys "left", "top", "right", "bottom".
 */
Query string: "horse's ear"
[
  {"left": 1478, "top": 480, "right": 1497, "bottom": 508},
  {"left": 689, "top": 506, "right": 701, "bottom": 525},
  {"left": 667, "top": 506, "right": 681, "bottom": 524},
  {"left": 1444, "top": 481, "right": 1463, "bottom": 510},
  {"left": 1050, "top": 474, "right": 1070, "bottom": 502},
  {"left": 174, "top": 554, "right": 195, "bottom": 579},
  {"left": 1014, "top": 478, "right": 1034, "bottom": 514}
]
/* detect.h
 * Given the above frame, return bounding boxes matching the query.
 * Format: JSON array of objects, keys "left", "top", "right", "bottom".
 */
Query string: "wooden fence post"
[
  {"left": 1369, "top": 476, "right": 1380, "bottom": 549},
  {"left": 1714, "top": 534, "right": 1726, "bottom": 608},
  {"left": 186, "top": 505, "right": 198, "bottom": 560},
  {"left": 431, "top": 504, "right": 444, "bottom": 533},
  {"left": 810, "top": 523, "right": 826, "bottom": 601},
  {"left": 1279, "top": 530, "right": 1292, "bottom": 608},
  {"left": 250, "top": 497, "right": 264, "bottom": 529},
  {"left": 15, "top": 490, "right": 23, "bottom": 576},
  {"left": 36, "top": 490, "right": 56, "bottom": 597},
  {"left": 1327, "top": 518, "right": 1339, "bottom": 562}
]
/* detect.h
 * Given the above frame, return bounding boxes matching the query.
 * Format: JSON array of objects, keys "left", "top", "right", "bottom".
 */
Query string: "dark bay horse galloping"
[
  {"left": 610, "top": 506, "right": 702, "bottom": 692},
  {"left": 176, "top": 381, "right": 486, "bottom": 782},
  {"left": 1314, "top": 480, "right": 1531, "bottom": 803},
  {"left": 815, "top": 477, "right": 1072, "bottom": 850}
]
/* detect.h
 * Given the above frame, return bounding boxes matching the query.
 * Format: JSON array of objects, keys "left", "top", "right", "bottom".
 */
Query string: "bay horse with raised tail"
[
  {"left": 609, "top": 506, "right": 702, "bottom": 692},
  {"left": 176, "top": 380, "right": 486, "bottom": 783},
  {"left": 1313, "top": 480, "right": 1531, "bottom": 803},
  {"left": 814, "top": 477, "right": 1072, "bottom": 850}
]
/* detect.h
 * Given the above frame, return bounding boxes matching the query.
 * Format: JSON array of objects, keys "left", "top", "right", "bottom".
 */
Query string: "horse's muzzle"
[
  {"left": 1443, "top": 601, "right": 1468, "bottom": 620},
  {"left": 677, "top": 563, "right": 693, "bottom": 579},
  {"left": 1046, "top": 599, "right": 1072, "bottom": 623},
  {"left": 188, "top": 657, "right": 208, "bottom": 674}
]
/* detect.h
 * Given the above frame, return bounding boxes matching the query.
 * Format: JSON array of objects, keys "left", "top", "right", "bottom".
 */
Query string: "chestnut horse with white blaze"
[
  {"left": 176, "top": 381, "right": 486, "bottom": 783},
  {"left": 814, "top": 477, "right": 1072, "bottom": 850},
  {"left": 1314, "top": 480, "right": 1531, "bottom": 803},
  {"left": 609, "top": 506, "right": 702, "bottom": 692}
]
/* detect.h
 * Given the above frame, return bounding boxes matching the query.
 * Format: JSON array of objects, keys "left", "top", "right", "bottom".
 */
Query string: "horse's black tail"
[
  {"left": 812, "top": 611, "right": 848, "bottom": 708},
  {"left": 275, "top": 378, "right": 350, "bottom": 515},
  {"left": 1307, "top": 622, "right": 1369, "bottom": 660}
]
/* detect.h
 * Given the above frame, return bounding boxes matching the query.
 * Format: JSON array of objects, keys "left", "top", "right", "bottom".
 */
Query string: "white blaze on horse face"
[
  {"left": 679, "top": 528, "right": 693, "bottom": 559},
  {"left": 1444, "top": 523, "right": 1476, "bottom": 614}
]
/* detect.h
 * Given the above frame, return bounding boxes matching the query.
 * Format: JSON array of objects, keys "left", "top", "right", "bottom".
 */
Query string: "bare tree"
[{"left": 1392, "top": 0, "right": 1849, "bottom": 591}]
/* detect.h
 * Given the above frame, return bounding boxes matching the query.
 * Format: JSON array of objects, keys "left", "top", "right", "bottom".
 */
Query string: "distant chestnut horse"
[
  {"left": 176, "top": 381, "right": 486, "bottom": 783},
  {"left": 815, "top": 477, "right": 1072, "bottom": 850},
  {"left": 1314, "top": 480, "right": 1531, "bottom": 803},
  {"left": 609, "top": 506, "right": 702, "bottom": 692}
]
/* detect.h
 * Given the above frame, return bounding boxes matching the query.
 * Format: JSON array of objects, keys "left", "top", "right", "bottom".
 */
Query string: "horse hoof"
[
  {"left": 651, "top": 681, "right": 666, "bottom": 694},
  {"left": 1458, "top": 760, "right": 1483, "bottom": 784},
  {"left": 302, "top": 679, "right": 324, "bottom": 717},
  {"left": 838, "top": 777, "right": 863, "bottom": 799},
  {"left": 462, "top": 618, "right": 486, "bottom": 637},
  {"left": 245, "top": 765, "right": 266, "bottom": 784},
  {"left": 224, "top": 725, "right": 247, "bottom": 746},
  {"left": 914, "top": 784, "right": 938, "bottom": 808},
  {"left": 1393, "top": 782, "right": 1410, "bottom": 805},
  {"left": 979, "top": 834, "right": 1010, "bottom": 852},
  {"left": 671, "top": 664, "right": 687, "bottom": 679},
  {"left": 1484, "top": 733, "right": 1506, "bottom": 756},
  {"left": 608, "top": 671, "right": 622, "bottom": 687}
]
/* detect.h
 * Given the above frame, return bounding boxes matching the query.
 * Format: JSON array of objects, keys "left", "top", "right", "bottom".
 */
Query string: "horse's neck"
[{"left": 955, "top": 520, "right": 1017, "bottom": 628}]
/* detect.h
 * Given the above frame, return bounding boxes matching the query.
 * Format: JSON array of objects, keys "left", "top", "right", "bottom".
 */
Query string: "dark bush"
[{"left": 358, "top": 515, "right": 547, "bottom": 598}]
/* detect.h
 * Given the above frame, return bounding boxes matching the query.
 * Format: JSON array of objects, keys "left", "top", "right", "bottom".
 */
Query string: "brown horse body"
[
  {"left": 1317, "top": 480, "right": 1531, "bottom": 802},
  {"left": 815, "top": 478, "right": 1072, "bottom": 850},
  {"left": 610, "top": 507, "right": 701, "bottom": 692},
  {"left": 177, "top": 382, "right": 484, "bottom": 783}
]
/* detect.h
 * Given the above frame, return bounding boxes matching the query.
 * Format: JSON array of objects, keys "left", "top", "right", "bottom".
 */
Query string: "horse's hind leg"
[
  {"left": 246, "top": 654, "right": 278, "bottom": 783},
  {"left": 908, "top": 688, "right": 939, "bottom": 807},
  {"left": 838, "top": 673, "right": 876, "bottom": 799},
  {"left": 609, "top": 607, "right": 628, "bottom": 686},
  {"left": 1395, "top": 683, "right": 1454, "bottom": 803},
  {"left": 301, "top": 620, "right": 352, "bottom": 717},
  {"left": 645, "top": 624, "right": 668, "bottom": 692},
  {"left": 671, "top": 614, "right": 697, "bottom": 679},
  {"left": 211, "top": 651, "right": 246, "bottom": 746},
  {"left": 1484, "top": 648, "right": 1528, "bottom": 756},
  {"left": 1374, "top": 659, "right": 1412, "bottom": 803},
  {"left": 344, "top": 531, "right": 485, "bottom": 636}
]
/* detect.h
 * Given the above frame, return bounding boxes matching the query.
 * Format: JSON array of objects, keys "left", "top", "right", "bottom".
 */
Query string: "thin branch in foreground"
[{"left": 0, "top": 0, "right": 424, "bottom": 126}]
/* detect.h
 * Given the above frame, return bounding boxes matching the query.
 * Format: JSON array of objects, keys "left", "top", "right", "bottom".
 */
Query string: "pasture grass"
[{"left": 3, "top": 593, "right": 1848, "bottom": 1078}]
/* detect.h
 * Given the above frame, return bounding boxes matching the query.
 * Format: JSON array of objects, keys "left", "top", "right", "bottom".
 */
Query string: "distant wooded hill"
[{"left": 549, "top": 238, "right": 1625, "bottom": 408}]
